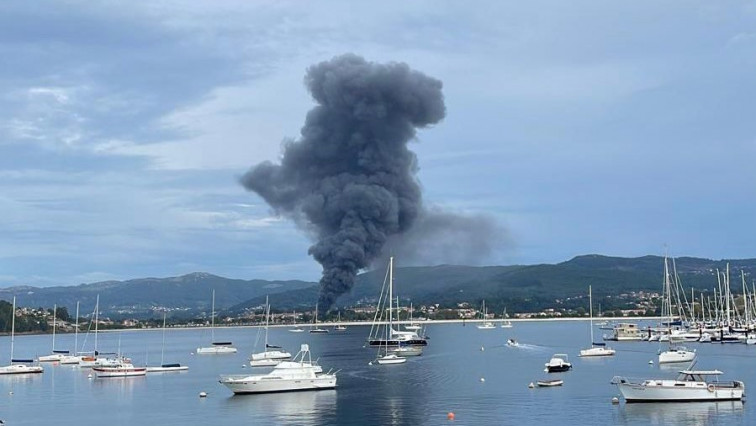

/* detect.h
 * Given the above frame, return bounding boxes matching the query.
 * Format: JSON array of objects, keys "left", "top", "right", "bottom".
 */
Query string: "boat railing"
[
  {"left": 610, "top": 376, "right": 646, "bottom": 386},
  {"left": 219, "top": 374, "right": 251, "bottom": 381}
]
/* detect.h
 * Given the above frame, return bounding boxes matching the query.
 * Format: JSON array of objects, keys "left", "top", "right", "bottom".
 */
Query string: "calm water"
[{"left": 0, "top": 321, "right": 753, "bottom": 425}]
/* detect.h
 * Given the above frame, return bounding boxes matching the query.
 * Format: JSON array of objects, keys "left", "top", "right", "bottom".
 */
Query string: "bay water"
[{"left": 0, "top": 320, "right": 752, "bottom": 425}]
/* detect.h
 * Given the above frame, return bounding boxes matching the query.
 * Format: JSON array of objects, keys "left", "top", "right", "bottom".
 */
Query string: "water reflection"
[
  {"left": 223, "top": 390, "right": 337, "bottom": 425},
  {"left": 620, "top": 401, "right": 744, "bottom": 425}
]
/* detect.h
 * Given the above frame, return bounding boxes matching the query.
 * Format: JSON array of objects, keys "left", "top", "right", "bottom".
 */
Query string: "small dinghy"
[{"left": 536, "top": 379, "right": 564, "bottom": 387}]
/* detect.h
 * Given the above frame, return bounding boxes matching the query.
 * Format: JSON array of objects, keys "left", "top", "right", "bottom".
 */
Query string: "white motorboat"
[
  {"left": 0, "top": 297, "right": 44, "bottom": 375},
  {"left": 197, "top": 290, "right": 237, "bottom": 354},
  {"left": 93, "top": 363, "right": 147, "bottom": 378},
  {"left": 545, "top": 354, "right": 572, "bottom": 373},
  {"left": 612, "top": 369, "right": 745, "bottom": 402},
  {"left": 219, "top": 344, "right": 337, "bottom": 394},
  {"left": 579, "top": 286, "right": 616, "bottom": 357},
  {"left": 250, "top": 298, "right": 291, "bottom": 367},
  {"left": 289, "top": 327, "right": 305, "bottom": 333},
  {"left": 506, "top": 338, "right": 519, "bottom": 347}
]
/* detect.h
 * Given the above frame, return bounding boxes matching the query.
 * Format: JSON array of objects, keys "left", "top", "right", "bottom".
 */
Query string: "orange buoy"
[{"left": 447, "top": 412, "right": 455, "bottom": 421}]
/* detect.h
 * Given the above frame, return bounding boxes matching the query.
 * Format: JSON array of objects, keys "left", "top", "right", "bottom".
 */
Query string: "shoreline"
[{"left": 3, "top": 316, "right": 660, "bottom": 335}]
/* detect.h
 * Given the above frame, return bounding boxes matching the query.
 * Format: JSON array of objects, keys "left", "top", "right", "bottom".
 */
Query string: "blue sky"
[{"left": 2, "top": 1, "right": 756, "bottom": 287}]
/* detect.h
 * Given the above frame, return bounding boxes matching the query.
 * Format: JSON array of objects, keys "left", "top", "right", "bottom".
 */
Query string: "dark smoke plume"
[{"left": 242, "top": 54, "right": 491, "bottom": 310}]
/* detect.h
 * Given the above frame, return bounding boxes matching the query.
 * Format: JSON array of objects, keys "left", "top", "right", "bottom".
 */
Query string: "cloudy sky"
[{"left": 2, "top": 1, "right": 756, "bottom": 287}]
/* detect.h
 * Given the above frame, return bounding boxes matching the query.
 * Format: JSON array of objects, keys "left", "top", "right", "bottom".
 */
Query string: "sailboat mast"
[
  {"left": 264, "top": 295, "right": 270, "bottom": 350},
  {"left": 389, "top": 256, "right": 394, "bottom": 330},
  {"left": 211, "top": 290, "right": 215, "bottom": 342},
  {"left": 51, "top": 304, "right": 57, "bottom": 352},
  {"left": 161, "top": 312, "right": 167, "bottom": 365},
  {"left": 589, "top": 286, "right": 594, "bottom": 344},
  {"left": 94, "top": 295, "right": 99, "bottom": 353},
  {"left": 75, "top": 301, "right": 80, "bottom": 354},
  {"left": 10, "top": 297, "right": 16, "bottom": 361}
]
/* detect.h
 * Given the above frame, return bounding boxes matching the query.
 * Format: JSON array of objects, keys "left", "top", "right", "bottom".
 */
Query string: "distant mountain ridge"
[{"left": 2, "top": 255, "right": 755, "bottom": 319}]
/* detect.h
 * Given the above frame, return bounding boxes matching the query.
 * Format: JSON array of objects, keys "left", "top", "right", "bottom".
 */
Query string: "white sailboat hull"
[
  {"left": 145, "top": 365, "right": 189, "bottom": 373},
  {"left": 658, "top": 348, "right": 696, "bottom": 364},
  {"left": 250, "top": 350, "right": 291, "bottom": 361},
  {"left": 196, "top": 346, "right": 237, "bottom": 354},
  {"left": 0, "top": 364, "right": 44, "bottom": 375},
  {"left": 579, "top": 347, "right": 616, "bottom": 357},
  {"left": 38, "top": 353, "right": 67, "bottom": 362}
]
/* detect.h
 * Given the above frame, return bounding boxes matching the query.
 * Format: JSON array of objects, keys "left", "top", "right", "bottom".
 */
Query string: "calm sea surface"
[{"left": 0, "top": 320, "right": 753, "bottom": 425}]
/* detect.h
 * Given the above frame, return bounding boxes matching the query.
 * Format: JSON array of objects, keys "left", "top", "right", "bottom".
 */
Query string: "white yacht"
[
  {"left": 658, "top": 346, "right": 696, "bottom": 364},
  {"left": 658, "top": 257, "right": 696, "bottom": 365},
  {"left": 219, "top": 344, "right": 337, "bottom": 394},
  {"left": 612, "top": 369, "right": 745, "bottom": 402},
  {"left": 374, "top": 353, "right": 406, "bottom": 365},
  {"left": 476, "top": 300, "right": 495, "bottom": 329}
]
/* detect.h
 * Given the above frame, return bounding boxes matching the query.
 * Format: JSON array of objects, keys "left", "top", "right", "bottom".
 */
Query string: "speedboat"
[
  {"left": 612, "top": 369, "right": 745, "bottom": 402},
  {"left": 506, "top": 338, "right": 519, "bottom": 347},
  {"left": 219, "top": 344, "right": 337, "bottom": 394},
  {"left": 545, "top": 354, "right": 572, "bottom": 373}
]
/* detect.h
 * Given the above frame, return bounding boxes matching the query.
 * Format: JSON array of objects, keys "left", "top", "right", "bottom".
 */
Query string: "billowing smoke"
[{"left": 241, "top": 54, "right": 499, "bottom": 310}]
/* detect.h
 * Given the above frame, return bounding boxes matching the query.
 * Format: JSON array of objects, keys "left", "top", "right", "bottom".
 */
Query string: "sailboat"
[
  {"left": 288, "top": 310, "right": 304, "bottom": 333},
  {"left": 59, "top": 301, "right": 82, "bottom": 364},
  {"left": 0, "top": 297, "right": 44, "bottom": 374},
  {"left": 146, "top": 312, "right": 189, "bottom": 372},
  {"left": 309, "top": 303, "right": 329, "bottom": 334},
  {"left": 367, "top": 257, "right": 427, "bottom": 348},
  {"left": 404, "top": 303, "right": 422, "bottom": 331},
  {"left": 579, "top": 286, "right": 615, "bottom": 357},
  {"left": 334, "top": 311, "right": 347, "bottom": 331},
  {"left": 78, "top": 295, "right": 123, "bottom": 368},
  {"left": 500, "top": 308, "right": 513, "bottom": 328},
  {"left": 196, "top": 290, "right": 237, "bottom": 354},
  {"left": 371, "top": 257, "right": 407, "bottom": 365},
  {"left": 476, "top": 300, "right": 495, "bottom": 329},
  {"left": 658, "top": 256, "right": 696, "bottom": 364},
  {"left": 250, "top": 297, "right": 291, "bottom": 367},
  {"left": 38, "top": 304, "right": 72, "bottom": 362}
]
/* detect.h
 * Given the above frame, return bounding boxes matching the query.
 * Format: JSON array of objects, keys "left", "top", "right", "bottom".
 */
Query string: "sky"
[{"left": 2, "top": 1, "right": 756, "bottom": 287}]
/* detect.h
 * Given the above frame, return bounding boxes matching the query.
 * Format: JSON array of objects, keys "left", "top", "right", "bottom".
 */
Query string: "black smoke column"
[{"left": 241, "top": 54, "right": 445, "bottom": 310}]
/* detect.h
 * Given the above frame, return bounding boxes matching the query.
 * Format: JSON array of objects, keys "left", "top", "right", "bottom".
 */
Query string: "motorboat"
[
  {"left": 219, "top": 344, "right": 337, "bottom": 394},
  {"left": 612, "top": 369, "right": 745, "bottom": 402},
  {"left": 93, "top": 363, "right": 147, "bottom": 378},
  {"left": 536, "top": 379, "right": 563, "bottom": 387},
  {"left": 506, "top": 338, "right": 519, "bottom": 347},
  {"left": 545, "top": 354, "right": 572, "bottom": 373}
]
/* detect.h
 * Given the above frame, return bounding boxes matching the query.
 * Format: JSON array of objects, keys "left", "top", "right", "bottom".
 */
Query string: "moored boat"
[
  {"left": 536, "top": 379, "right": 563, "bottom": 387},
  {"left": 545, "top": 354, "right": 572, "bottom": 373},
  {"left": 612, "top": 369, "right": 745, "bottom": 402},
  {"left": 93, "top": 363, "right": 147, "bottom": 378},
  {"left": 219, "top": 344, "right": 337, "bottom": 394}
]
